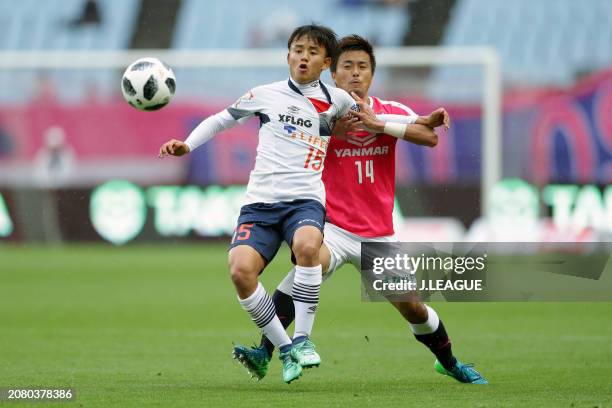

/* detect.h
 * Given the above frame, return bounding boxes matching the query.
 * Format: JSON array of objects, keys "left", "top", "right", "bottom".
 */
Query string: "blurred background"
[{"left": 1, "top": 0, "right": 611, "bottom": 245}]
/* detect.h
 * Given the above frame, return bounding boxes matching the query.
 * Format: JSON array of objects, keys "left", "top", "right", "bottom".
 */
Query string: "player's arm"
[
  {"left": 415, "top": 108, "right": 451, "bottom": 130},
  {"left": 158, "top": 110, "right": 241, "bottom": 157},
  {"left": 359, "top": 117, "right": 439, "bottom": 147},
  {"left": 331, "top": 112, "right": 419, "bottom": 140},
  {"left": 159, "top": 88, "right": 261, "bottom": 157},
  {"left": 370, "top": 105, "right": 450, "bottom": 131},
  {"left": 349, "top": 93, "right": 439, "bottom": 147},
  {"left": 336, "top": 87, "right": 402, "bottom": 125},
  {"left": 369, "top": 109, "right": 450, "bottom": 133},
  {"left": 330, "top": 114, "right": 360, "bottom": 140}
]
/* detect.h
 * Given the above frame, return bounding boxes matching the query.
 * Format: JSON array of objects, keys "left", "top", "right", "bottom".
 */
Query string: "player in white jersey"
[{"left": 158, "top": 25, "right": 415, "bottom": 384}]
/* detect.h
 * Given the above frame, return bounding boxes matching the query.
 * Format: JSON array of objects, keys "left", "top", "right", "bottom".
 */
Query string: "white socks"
[
  {"left": 408, "top": 305, "right": 440, "bottom": 335},
  {"left": 238, "top": 282, "right": 291, "bottom": 348},
  {"left": 292, "top": 264, "right": 322, "bottom": 339},
  {"left": 277, "top": 267, "right": 296, "bottom": 295}
]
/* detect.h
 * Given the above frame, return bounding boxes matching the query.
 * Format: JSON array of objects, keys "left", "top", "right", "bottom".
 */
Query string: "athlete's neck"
[
  {"left": 290, "top": 76, "right": 320, "bottom": 89},
  {"left": 289, "top": 76, "right": 326, "bottom": 99},
  {"left": 353, "top": 92, "right": 370, "bottom": 106}
]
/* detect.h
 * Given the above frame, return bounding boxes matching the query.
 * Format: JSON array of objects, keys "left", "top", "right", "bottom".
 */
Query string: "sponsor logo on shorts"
[{"left": 298, "top": 219, "right": 322, "bottom": 228}]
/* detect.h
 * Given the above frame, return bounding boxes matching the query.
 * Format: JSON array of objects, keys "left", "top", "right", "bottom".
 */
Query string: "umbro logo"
[
  {"left": 287, "top": 105, "right": 301, "bottom": 113},
  {"left": 308, "top": 305, "right": 318, "bottom": 313},
  {"left": 310, "top": 81, "right": 319, "bottom": 87}
]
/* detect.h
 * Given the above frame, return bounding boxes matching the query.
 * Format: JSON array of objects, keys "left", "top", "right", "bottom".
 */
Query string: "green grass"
[{"left": 1, "top": 244, "right": 611, "bottom": 407}]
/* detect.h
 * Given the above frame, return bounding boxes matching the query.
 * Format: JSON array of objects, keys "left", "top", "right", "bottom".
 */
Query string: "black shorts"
[{"left": 229, "top": 199, "right": 325, "bottom": 264}]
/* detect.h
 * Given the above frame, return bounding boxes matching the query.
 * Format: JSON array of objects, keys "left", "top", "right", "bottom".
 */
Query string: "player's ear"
[{"left": 322, "top": 56, "right": 331, "bottom": 71}]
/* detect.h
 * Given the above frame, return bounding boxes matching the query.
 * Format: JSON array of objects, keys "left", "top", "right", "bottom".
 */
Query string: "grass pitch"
[{"left": 1, "top": 244, "right": 611, "bottom": 407}]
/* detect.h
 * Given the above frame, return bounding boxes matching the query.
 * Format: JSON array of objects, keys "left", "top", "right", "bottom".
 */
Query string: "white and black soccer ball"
[{"left": 121, "top": 57, "right": 176, "bottom": 111}]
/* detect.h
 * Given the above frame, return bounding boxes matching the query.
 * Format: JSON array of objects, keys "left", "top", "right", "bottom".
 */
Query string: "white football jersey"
[{"left": 227, "top": 78, "right": 356, "bottom": 205}]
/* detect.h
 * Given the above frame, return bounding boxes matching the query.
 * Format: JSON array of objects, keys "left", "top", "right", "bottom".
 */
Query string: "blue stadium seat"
[
  {"left": 172, "top": 0, "right": 409, "bottom": 98},
  {"left": 428, "top": 0, "right": 612, "bottom": 101},
  {"left": 0, "top": 0, "right": 140, "bottom": 103}
]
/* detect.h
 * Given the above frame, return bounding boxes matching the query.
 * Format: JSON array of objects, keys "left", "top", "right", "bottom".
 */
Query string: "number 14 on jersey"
[{"left": 355, "top": 160, "right": 374, "bottom": 184}]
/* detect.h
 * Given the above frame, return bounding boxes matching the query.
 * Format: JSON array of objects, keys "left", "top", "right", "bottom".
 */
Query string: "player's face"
[
  {"left": 332, "top": 50, "right": 373, "bottom": 99},
  {"left": 287, "top": 36, "right": 331, "bottom": 84}
]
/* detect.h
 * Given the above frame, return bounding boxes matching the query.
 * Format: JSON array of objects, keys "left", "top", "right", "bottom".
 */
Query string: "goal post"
[{"left": 0, "top": 47, "right": 501, "bottom": 219}]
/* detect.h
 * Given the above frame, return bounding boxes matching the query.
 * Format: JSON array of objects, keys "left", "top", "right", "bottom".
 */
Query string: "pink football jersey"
[{"left": 323, "top": 96, "right": 416, "bottom": 237}]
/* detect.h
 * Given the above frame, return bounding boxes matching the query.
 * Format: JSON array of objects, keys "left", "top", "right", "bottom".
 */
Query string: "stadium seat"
[
  {"left": 171, "top": 0, "right": 409, "bottom": 98},
  {"left": 0, "top": 0, "right": 140, "bottom": 103},
  {"left": 428, "top": 0, "right": 612, "bottom": 101}
]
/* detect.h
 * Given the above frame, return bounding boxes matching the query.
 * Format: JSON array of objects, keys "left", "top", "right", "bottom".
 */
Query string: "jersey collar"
[{"left": 287, "top": 78, "right": 333, "bottom": 105}]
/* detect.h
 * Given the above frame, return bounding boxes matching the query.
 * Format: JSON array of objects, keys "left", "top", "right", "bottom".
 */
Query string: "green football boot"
[
  {"left": 290, "top": 336, "right": 321, "bottom": 368},
  {"left": 434, "top": 359, "right": 488, "bottom": 384},
  {"left": 279, "top": 347, "right": 302, "bottom": 384},
  {"left": 232, "top": 344, "right": 271, "bottom": 380}
]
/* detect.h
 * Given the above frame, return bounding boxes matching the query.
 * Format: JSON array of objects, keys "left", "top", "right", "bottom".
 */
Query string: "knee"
[
  {"left": 228, "top": 258, "right": 258, "bottom": 288},
  {"left": 292, "top": 239, "right": 320, "bottom": 263}
]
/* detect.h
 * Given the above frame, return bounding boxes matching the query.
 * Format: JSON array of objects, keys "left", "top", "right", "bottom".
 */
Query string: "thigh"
[
  {"left": 229, "top": 222, "right": 282, "bottom": 266},
  {"left": 351, "top": 234, "right": 398, "bottom": 271},
  {"left": 281, "top": 199, "right": 326, "bottom": 248},
  {"left": 319, "top": 242, "right": 333, "bottom": 276},
  {"left": 323, "top": 223, "right": 358, "bottom": 278},
  {"left": 229, "top": 203, "right": 284, "bottom": 266},
  {"left": 228, "top": 244, "right": 267, "bottom": 276}
]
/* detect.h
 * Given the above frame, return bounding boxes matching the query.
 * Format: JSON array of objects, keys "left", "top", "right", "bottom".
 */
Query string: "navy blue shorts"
[{"left": 229, "top": 199, "right": 325, "bottom": 265}]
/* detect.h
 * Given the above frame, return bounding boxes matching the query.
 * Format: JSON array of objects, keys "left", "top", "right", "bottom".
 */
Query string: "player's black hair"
[
  {"left": 287, "top": 24, "right": 338, "bottom": 59},
  {"left": 330, "top": 35, "right": 377, "bottom": 74}
]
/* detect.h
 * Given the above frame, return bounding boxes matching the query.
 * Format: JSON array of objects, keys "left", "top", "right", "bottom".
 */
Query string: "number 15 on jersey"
[
  {"left": 304, "top": 147, "right": 324, "bottom": 171},
  {"left": 355, "top": 160, "right": 374, "bottom": 184}
]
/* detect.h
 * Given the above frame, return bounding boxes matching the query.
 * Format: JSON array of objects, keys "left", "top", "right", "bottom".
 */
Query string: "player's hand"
[
  {"left": 349, "top": 92, "right": 385, "bottom": 133},
  {"left": 332, "top": 115, "right": 360, "bottom": 140},
  {"left": 158, "top": 139, "right": 190, "bottom": 157},
  {"left": 426, "top": 108, "right": 451, "bottom": 130}
]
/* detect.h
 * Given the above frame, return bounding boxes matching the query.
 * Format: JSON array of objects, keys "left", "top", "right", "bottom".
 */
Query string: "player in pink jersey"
[
  {"left": 233, "top": 35, "right": 487, "bottom": 384},
  {"left": 323, "top": 92, "right": 426, "bottom": 237}
]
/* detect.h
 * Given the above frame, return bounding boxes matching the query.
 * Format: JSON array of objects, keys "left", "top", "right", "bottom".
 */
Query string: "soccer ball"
[{"left": 121, "top": 57, "right": 176, "bottom": 111}]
